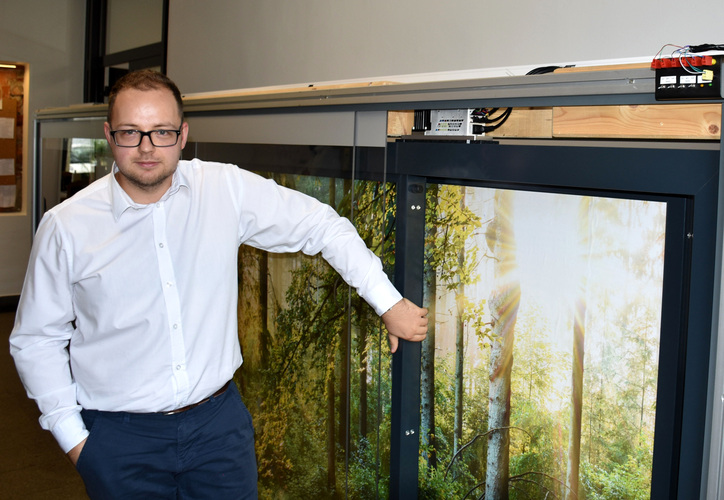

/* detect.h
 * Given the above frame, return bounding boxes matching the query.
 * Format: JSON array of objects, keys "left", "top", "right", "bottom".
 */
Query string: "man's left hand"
[{"left": 381, "top": 298, "right": 428, "bottom": 353}]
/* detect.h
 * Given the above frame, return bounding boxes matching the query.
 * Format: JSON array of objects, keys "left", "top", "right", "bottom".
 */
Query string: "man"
[{"left": 10, "top": 70, "right": 428, "bottom": 499}]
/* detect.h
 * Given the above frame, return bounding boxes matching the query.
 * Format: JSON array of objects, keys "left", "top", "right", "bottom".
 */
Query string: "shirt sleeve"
[
  {"left": 229, "top": 167, "right": 402, "bottom": 316},
  {"left": 9, "top": 212, "right": 89, "bottom": 453}
]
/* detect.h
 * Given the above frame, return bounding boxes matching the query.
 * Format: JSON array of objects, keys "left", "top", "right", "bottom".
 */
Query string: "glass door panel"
[
  {"left": 419, "top": 184, "right": 665, "bottom": 499},
  {"left": 235, "top": 169, "right": 397, "bottom": 499}
]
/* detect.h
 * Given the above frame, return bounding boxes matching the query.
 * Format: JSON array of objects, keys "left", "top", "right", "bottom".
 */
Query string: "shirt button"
[
  {"left": 159, "top": 243, "right": 164, "bottom": 248},
  {"left": 176, "top": 365, "right": 182, "bottom": 370},
  {"left": 173, "top": 324, "right": 178, "bottom": 329}
]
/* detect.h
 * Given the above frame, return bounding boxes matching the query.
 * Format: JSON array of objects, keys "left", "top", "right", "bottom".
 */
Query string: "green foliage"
[
  {"left": 424, "top": 184, "right": 482, "bottom": 289},
  {"left": 582, "top": 451, "right": 652, "bottom": 500},
  {"left": 460, "top": 297, "right": 494, "bottom": 349},
  {"left": 418, "top": 458, "right": 473, "bottom": 499},
  {"left": 347, "top": 438, "right": 390, "bottom": 499}
]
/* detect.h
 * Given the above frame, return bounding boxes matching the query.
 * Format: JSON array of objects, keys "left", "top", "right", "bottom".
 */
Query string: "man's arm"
[
  {"left": 231, "top": 168, "right": 429, "bottom": 342},
  {"left": 382, "top": 298, "right": 429, "bottom": 353},
  {"left": 10, "top": 212, "right": 89, "bottom": 454}
]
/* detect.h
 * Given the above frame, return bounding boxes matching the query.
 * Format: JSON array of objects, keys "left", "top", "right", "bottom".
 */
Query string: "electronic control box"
[
  {"left": 654, "top": 55, "right": 723, "bottom": 100},
  {"left": 424, "top": 109, "right": 476, "bottom": 136}
]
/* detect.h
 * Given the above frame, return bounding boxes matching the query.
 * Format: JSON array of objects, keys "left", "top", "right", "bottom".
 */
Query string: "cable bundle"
[
  {"left": 471, "top": 108, "right": 512, "bottom": 134},
  {"left": 651, "top": 44, "right": 722, "bottom": 74}
]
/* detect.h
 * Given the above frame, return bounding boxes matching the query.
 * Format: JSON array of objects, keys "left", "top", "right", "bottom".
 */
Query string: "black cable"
[
  {"left": 472, "top": 108, "right": 513, "bottom": 134},
  {"left": 472, "top": 108, "right": 512, "bottom": 124},
  {"left": 480, "top": 108, "right": 512, "bottom": 132},
  {"left": 472, "top": 108, "right": 501, "bottom": 124},
  {"left": 689, "top": 44, "right": 724, "bottom": 53},
  {"left": 526, "top": 65, "right": 563, "bottom": 75}
]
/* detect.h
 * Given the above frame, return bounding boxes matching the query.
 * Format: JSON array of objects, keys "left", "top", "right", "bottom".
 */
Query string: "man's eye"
[
  {"left": 119, "top": 130, "right": 139, "bottom": 137},
  {"left": 155, "top": 130, "right": 170, "bottom": 136}
]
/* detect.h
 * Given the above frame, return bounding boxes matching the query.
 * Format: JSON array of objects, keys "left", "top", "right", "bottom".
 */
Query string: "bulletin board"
[{"left": 0, "top": 66, "right": 24, "bottom": 212}]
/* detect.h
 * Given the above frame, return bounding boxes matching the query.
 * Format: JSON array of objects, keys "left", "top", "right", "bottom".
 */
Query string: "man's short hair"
[{"left": 107, "top": 69, "right": 184, "bottom": 124}]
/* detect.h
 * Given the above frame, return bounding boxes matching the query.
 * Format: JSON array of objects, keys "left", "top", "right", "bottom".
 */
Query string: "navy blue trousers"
[{"left": 76, "top": 382, "right": 257, "bottom": 499}]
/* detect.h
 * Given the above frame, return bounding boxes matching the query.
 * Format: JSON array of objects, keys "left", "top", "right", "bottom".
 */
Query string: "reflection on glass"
[
  {"left": 61, "top": 138, "right": 112, "bottom": 201},
  {"left": 39, "top": 137, "right": 112, "bottom": 214},
  {"left": 420, "top": 185, "right": 664, "bottom": 499},
  {"left": 235, "top": 172, "right": 397, "bottom": 498}
]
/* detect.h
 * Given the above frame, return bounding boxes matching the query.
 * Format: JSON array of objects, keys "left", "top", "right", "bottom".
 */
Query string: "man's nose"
[{"left": 139, "top": 134, "right": 155, "bottom": 150}]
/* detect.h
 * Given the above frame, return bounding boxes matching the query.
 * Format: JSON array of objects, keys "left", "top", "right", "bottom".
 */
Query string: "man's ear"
[
  {"left": 103, "top": 122, "right": 113, "bottom": 145},
  {"left": 179, "top": 121, "right": 189, "bottom": 149}
]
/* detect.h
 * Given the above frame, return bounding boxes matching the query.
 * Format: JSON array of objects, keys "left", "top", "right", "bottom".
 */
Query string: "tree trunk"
[
  {"left": 357, "top": 301, "right": 369, "bottom": 440},
  {"left": 565, "top": 296, "right": 586, "bottom": 499},
  {"left": 485, "top": 190, "right": 520, "bottom": 500},
  {"left": 453, "top": 276, "right": 465, "bottom": 454},
  {"left": 337, "top": 306, "right": 350, "bottom": 472},
  {"left": 453, "top": 187, "right": 468, "bottom": 455},
  {"left": 327, "top": 349, "right": 337, "bottom": 494},
  {"left": 420, "top": 264, "right": 437, "bottom": 468},
  {"left": 236, "top": 247, "right": 270, "bottom": 397},
  {"left": 565, "top": 197, "right": 592, "bottom": 500}
]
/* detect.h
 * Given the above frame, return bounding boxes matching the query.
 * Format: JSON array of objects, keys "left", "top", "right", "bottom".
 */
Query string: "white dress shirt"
[{"left": 10, "top": 159, "right": 402, "bottom": 453}]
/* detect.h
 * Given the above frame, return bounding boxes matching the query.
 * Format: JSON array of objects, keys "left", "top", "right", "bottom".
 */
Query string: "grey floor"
[{"left": 0, "top": 310, "right": 87, "bottom": 499}]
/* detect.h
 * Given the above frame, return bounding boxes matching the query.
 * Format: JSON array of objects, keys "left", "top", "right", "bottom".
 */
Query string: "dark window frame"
[
  {"left": 84, "top": 0, "right": 169, "bottom": 103},
  {"left": 387, "top": 140, "right": 719, "bottom": 499}
]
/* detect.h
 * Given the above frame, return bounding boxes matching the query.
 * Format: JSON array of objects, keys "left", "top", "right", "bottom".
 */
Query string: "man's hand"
[
  {"left": 381, "top": 298, "right": 428, "bottom": 353},
  {"left": 67, "top": 438, "right": 87, "bottom": 467}
]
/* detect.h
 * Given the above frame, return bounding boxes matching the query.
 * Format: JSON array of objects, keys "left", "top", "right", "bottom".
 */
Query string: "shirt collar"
[{"left": 110, "top": 162, "right": 190, "bottom": 221}]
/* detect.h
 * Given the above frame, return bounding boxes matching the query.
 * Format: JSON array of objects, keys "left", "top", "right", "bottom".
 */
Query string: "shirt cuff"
[
  {"left": 51, "top": 412, "right": 90, "bottom": 454},
  {"left": 363, "top": 280, "right": 403, "bottom": 316}
]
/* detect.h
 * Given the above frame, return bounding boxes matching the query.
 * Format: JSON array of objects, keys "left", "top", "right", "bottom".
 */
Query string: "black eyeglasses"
[{"left": 109, "top": 129, "right": 182, "bottom": 148}]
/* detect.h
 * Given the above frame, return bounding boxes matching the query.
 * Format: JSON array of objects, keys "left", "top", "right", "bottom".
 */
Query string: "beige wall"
[
  {"left": 0, "top": 0, "right": 86, "bottom": 297},
  {"left": 167, "top": 0, "right": 724, "bottom": 94}
]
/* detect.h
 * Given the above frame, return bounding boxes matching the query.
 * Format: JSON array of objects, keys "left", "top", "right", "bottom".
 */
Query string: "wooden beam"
[
  {"left": 555, "top": 62, "right": 652, "bottom": 73},
  {"left": 552, "top": 103, "right": 721, "bottom": 140},
  {"left": 387, "top": 110, "right": 414, "bottom": 137},
  {"left": 488, "top": 107, "right": 553, "bottom": 138},
  {"left": 389, "top": 101, "right": 722, "bottom": 141}
]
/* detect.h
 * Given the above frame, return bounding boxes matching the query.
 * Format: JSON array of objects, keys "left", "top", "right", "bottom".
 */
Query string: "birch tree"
[{"left": 485, "top": 190, "right": 520, "bottom": 500}]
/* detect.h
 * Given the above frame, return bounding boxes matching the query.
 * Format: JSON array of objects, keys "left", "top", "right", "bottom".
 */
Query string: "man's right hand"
[
  {"left": 67, "top": 438, "right": 87, "bottom": 466},
  {"left": 381, "top": 298, "right": 428, "bottom": 353}
]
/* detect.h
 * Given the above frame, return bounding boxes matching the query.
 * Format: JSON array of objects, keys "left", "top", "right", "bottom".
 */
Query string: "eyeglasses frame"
[{"left": 109, "top": 128, "right": 182, "bottom": 148}]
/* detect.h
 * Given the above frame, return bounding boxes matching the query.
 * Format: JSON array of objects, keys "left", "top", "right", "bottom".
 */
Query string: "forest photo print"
[
  {"left": 233, "top": 167, "right": 665, "bottom": 499},
  {"left": 419, "top": 185, "right": 663, "bottom": 499}
]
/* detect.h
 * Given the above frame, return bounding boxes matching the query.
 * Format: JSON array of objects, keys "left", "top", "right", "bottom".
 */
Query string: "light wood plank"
[
  {"left": 552, "top": 104, "right": 722, "bottom": 140},
  {"left": 554, "top": 62, "right": 651, "bottom": 73},
  {"left": 387, "top": 110, "right": 414, "bottom": 136},
  {"left": 488, "top": 107, "right": 553, "bottom": 138}
]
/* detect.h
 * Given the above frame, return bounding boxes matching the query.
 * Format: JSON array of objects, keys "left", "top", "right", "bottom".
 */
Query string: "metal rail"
[{"left": 35, "top": 67, "right": 658, "bottom": 120}]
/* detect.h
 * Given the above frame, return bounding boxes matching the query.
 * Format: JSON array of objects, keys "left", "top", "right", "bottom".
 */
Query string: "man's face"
[{"left": 104, "top": 87, "right": 188, "bottom": 203}]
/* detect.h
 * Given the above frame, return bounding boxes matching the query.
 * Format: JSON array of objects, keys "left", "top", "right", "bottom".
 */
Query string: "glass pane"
[
  {"left": 235, "top": 170, "right": 397, "bottom": 498},
  {"left": 40, "top": 137, "right": 113, "bottom": 211},
  {"left": 420, "top": 184, "right": 664, "bottom": 499}
]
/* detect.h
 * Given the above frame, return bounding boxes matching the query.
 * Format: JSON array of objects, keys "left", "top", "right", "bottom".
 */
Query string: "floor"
[{"left": 0, "top": 309, "right": 87, "bottom": 499}]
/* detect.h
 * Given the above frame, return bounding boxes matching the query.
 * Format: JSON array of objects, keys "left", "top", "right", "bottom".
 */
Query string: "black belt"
[{"left": 161, "top": 381, "right": 231, "bottom": 416}]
